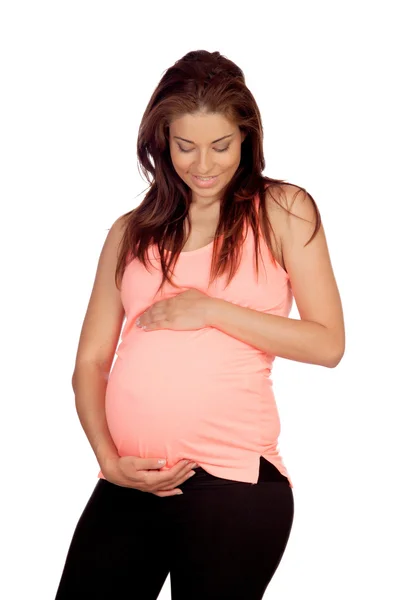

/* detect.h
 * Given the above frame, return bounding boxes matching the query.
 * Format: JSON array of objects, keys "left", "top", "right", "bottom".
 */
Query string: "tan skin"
[{"left": 75, "top": 111, "right": 344, "bottom": 496}]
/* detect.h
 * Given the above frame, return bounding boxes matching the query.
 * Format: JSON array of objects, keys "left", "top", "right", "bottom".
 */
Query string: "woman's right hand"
[{"left": 100, "top": 456, "right": 198, "bottom": 497}]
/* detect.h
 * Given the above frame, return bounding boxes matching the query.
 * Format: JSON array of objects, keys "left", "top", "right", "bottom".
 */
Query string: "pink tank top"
[{"left": 97, "top": 190, "right": 294, "bottom": 487}]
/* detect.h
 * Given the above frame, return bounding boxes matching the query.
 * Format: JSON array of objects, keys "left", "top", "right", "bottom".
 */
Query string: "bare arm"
[
  {"left": 72, "top": 363, "right": 119, "bottom": 467},
  {"left": 207, "top": 185, "right": 345, "bottom": 367},
  {"left": 208, "top": 302, "right": 341, "bottom": 367},
  {"left": 72, "top": 216, "right": 126, "bottom": 469}
]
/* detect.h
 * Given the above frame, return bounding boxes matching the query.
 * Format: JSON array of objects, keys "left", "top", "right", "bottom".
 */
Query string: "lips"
[{"left": 191, "top": 173, "right": 220, "bottom": 187}]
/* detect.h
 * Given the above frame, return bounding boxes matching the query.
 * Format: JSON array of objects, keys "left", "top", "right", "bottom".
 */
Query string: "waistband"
[{"left": 182, "top": 456, "right": 289, "bottom": 489}]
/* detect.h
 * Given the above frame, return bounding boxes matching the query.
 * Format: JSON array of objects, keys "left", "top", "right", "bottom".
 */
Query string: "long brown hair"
[{"left": 115, "top": 49, "right": 321, "bottom": 294}]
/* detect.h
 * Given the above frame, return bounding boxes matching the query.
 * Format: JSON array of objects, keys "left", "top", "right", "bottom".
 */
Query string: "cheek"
[
  {"left": 222, "top": 149, "right": 242, "bottom": 171},
  {"left": 171, "top": 151, "right": 191, "bottom": 173}
]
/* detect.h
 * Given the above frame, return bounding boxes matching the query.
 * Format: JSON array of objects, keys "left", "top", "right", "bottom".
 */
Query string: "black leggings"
[{"left": 54, "top": 456, "right": 294, "bottom": 600}]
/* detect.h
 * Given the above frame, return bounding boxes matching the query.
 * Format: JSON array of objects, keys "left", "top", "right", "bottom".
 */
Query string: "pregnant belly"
[{"left": 104, "top": 329, "right": 272, "bottom": 461}]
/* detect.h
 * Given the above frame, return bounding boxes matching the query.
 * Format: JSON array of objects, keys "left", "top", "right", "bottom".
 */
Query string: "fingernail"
[{"left": 175, "top": 490, "right": 183, "bottom": 495}]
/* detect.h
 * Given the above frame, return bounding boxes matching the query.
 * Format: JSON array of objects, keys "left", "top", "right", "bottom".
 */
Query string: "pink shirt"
[{"left": 98, "top": 191, "right": 294, "bottom": 487}]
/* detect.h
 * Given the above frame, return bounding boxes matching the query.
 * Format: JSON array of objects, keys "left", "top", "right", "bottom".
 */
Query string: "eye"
[
  {"left": 177, "top": 145, "right": 192, "bottom": 153},
  {"left": 177, "top": 145, "right": 230, "bottom": 153}
]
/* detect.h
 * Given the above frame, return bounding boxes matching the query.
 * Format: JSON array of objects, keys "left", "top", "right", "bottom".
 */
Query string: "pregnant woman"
[{"left": 55, "top": 50, "right": 345, "bottom": 599}]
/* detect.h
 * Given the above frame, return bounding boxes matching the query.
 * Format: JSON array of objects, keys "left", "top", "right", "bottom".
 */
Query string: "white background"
[{"left": 1, "top": 1, "right": 413, "bottom": 598}]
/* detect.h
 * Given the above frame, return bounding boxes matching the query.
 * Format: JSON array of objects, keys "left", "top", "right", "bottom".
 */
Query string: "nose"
[{"left": 194, "top": 151, "right": 215, "bottom": 174}]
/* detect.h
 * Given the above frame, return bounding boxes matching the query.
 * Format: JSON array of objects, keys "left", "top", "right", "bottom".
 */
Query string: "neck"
[{"left": 190, "top": 194, "right": 221, "bottom": 211}]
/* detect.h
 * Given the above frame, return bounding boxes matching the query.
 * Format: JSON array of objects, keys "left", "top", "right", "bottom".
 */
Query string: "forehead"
[{"left": 169, "top": 112, "right": 237, "bottom": 143}]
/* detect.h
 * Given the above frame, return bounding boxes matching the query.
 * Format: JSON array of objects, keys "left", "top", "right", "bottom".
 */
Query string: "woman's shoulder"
[
  {"left": 261, "top": 181, "right": 319, "bottom": 270},
  {"left": 264, "top": 181, "right": 309, "bottom": 212},
  {"left": 264, "top": 181, "right": 319, "bottom": 236}
]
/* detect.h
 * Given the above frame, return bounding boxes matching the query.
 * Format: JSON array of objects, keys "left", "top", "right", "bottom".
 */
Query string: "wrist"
[
  {"left": 96, "top": 445, "right": 120, "bottom": 469},
  {"left": 204, "top": 297, "right": 224, "bottom": 327},
  {"left": 100, "top": 453, "right": 119, "bottom": 473}
]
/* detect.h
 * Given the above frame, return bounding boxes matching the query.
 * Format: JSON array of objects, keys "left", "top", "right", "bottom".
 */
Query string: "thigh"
[
  {"left": 54, "top": 479, "right": 171, "bottom": 599},
  {"left": 168, "top": 458, "right": 295, "bottom": 600}
]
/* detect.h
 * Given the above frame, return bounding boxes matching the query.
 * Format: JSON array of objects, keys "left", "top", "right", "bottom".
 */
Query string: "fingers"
[
  {"left": 159, "top": 463, "right": 197, "bottom": 490},
  {"left": 163, "top": 460, "right": 198, "bottom": 477},
  {"left": 154, "top": 470, "right": 196, "bottom": 496},
  {"left": 149, "top": 460, "right": 198, "bottom": 492}
]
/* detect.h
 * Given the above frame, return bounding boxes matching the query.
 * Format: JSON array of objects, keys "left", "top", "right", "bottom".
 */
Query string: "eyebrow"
[{"left": 173, "top": 133, "right": 235, "bottom": 144}]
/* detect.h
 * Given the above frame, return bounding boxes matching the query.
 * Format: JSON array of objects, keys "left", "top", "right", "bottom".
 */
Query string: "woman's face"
[{"left": 169, "top": 111, "right": 246, "bottom": 204}]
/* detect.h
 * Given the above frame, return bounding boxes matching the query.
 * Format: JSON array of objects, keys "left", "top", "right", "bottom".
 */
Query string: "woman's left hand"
[{"left": 135, "top": 288, "right": 215, "bottom": 332}]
